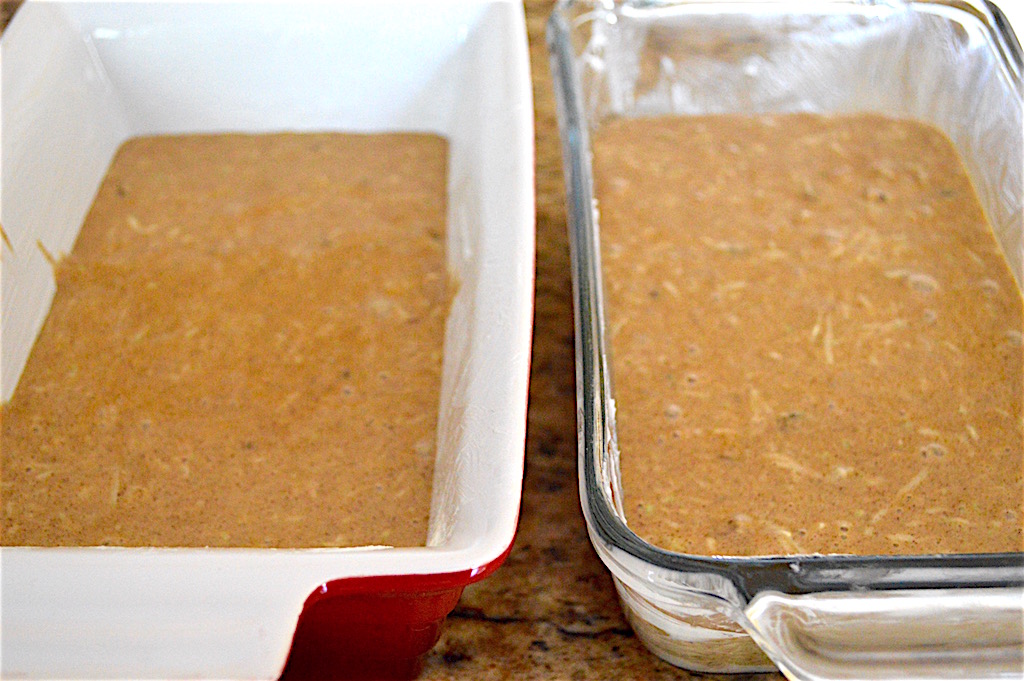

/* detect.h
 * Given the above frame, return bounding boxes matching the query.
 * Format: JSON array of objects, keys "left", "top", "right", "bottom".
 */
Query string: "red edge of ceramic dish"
[{"left": 279, "top": 540, "right": 516, "bottom": 680}]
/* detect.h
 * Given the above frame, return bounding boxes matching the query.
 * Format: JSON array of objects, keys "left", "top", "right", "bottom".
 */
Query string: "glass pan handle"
[{"left": 742, "top": 587, "right": 1023, "bottom": 680}]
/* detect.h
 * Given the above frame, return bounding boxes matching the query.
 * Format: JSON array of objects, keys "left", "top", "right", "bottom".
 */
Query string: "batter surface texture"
[
  {"left": 595, "top": 113, "right": 1023, "bottom": 556},
  {"left": 2, "top": 132, "right": 448, "bottom": 548}
]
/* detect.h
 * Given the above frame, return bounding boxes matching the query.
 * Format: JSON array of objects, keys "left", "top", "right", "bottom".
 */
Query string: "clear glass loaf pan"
[
  {"left": 548, "top": 0, "right": 1024, "bottom": 678},
  {"left": 0, "top": 2, "right": 534, "bottom": 678}
]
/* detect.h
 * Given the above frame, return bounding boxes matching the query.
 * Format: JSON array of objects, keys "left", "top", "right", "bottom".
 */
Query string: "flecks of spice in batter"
[
  {"left": 2, "top": 133, "right": 448, "bottom": 548},
  {"left": 595, "top": 113, "right": 1023, "bottom": 556}
]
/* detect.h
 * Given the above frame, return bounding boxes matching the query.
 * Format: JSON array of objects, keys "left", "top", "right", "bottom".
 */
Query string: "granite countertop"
[{"left": 0, "top": 1, "right": 781, "bottom": 678}]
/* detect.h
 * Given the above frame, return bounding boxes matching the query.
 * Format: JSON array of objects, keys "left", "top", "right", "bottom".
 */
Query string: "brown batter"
[
  {"left": 1, "top": 132, "right": 448, "bottom": 548},
  {"left": 595, "top": 113, "right": 1023, "bottom": 556}
]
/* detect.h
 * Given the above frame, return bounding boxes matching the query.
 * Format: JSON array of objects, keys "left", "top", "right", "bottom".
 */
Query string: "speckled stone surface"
[{"left": 0, "top": 2, "right": 782, "bottom": 677}]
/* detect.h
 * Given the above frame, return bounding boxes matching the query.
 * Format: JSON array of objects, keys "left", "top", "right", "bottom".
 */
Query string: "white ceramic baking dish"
[
  {"left": 549, "top": 0, "right": 1023, "bottom": 678},
  {"left": 0, "top": 1, "right": 534, "bottom": 678}
]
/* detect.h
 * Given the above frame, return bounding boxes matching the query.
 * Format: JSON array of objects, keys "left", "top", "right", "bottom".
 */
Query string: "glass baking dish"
[
  {"left": 1, "top": 1, "right": 533, "bottom": 678},
  {"left": 548, "top": 0, "right": 1023, "bottom": 678}
]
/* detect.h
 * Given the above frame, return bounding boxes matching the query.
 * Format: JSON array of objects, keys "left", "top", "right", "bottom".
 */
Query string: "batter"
[
  {"left": 594, "top": 113, "right": 1023, "bottom": 556},
  {"left": 1, "top": 132, "right": 448, "bottom": 548}
]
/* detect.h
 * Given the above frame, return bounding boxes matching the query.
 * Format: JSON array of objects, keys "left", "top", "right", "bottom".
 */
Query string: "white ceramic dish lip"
[{"left": 0, "top": 1, "right": 534, "bottom": 678}]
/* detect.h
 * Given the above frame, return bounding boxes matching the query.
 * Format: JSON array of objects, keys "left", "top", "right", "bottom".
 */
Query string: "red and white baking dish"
[{"left": 0, "top": 1, "right": 534, "bottom": 678}]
